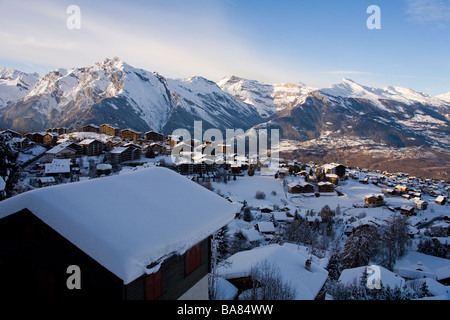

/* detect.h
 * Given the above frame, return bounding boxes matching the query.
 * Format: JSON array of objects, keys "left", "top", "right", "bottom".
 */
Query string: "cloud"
[
  {"left": 0, "top": 0, "right": 293, "bottom": 82},
  {"left": 405, "top": 0, "right": 450, "bottom": 26},
  {"left": 322, "top": 71, "right": 380, "bottom": 76}
]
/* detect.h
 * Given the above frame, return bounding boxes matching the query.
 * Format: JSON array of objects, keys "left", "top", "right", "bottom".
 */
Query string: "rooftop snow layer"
[
  {"left": 217, "top": 244, "right": 328, "bottom": 300},
  {"left": 0, "top": 167, "right": 238, "bottom": 284}
]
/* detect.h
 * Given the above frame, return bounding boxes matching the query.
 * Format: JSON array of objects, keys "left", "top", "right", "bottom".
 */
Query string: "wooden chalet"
[
  {"left": 108, "top": 146, "right": 141, "bottom": 165},
  {"left": 37, "top": 176, "right": 56, "bottom": 188},
  {"left": 144, "top": 142, "right": 166, "bottom": 156},
  {"left": 99, "top": 124, "right": 121, "bottom": 137},
  {"left": 145, "top": 131, "right": 164, "bottom": 142},
  {"left": 121, "top": 129, "right": 141, "bottom": 143},
  {"left": 166, "top": 135, "right": 181, "bottom": 147},
  {"left": 256, "top": 221, "right": 275, "bottom": 235},
  {"left": 47, "top": 127, "right": 68, "bottom": 135},
  {"left": 400, "top": 205, "right": 416, "bottom": 216},
  {"left": 79, "top": 139, "right": 104, "bottom": 156},
  {"left": 96, "top": 163, "right": 112, "bottom": 176},
  {"left": 288, "top": 181, "right": 315, "bottom": 194},
  {"left": 44, "top": 142, "right": 82, "bottom": 162},
  {"left": 1, "top": 129, "right": 22, "bottom": 138},
  {"left": 322, "top": 163, "right": 346, "bottom": 179},
  {"left": 364, "top": 194, "right": 385, "bottom": 208},
  {"left": 395, "top": 185, "right": 408, "bottom": 194},
  {"left": 43, "top": 132, "right": 59, "bottom": 146},
  {"left": 318, "top": 181, "right": 335, "bottom": 193},
  {"left": 44, "top": 159, "right": 72, "bottom": 178},
  {"left": 25, "top": 132, "right": 46, "bottom": 145},
  {"left": 81, "top": 124, "right": 100, "bottom": 133},
  {"left": 414, "top": 200, "right": 428, "bottom": 210},
  {"left": 11, "top": 137, "right": 32, "bottom": 151},
  {"left": 435, "top": 196, "right": 447, "bottom": 205},
  {"left": 326, "top": 174, "right": 339, "bottom": 185},
  {"left": 0, "top": 167, "right": 237, "bottom": 300}
]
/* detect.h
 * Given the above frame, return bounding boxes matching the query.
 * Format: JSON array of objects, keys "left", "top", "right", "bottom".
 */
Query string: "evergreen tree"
[
  {"left": 319, "top": 205, "right": 335, "bottom": 223},
  {"left": 340, "top": 225, "right": 380, "bottom": 269},
  {"left": 326, "top": 252, "right": 342, "bottom": 281},
  {"left": 229, "top": 230, "right": 251, "bottom": 255},
  {"left": 214, "top": 225, "right": 230, "bottom": 262},
  {"left": 243, "top": 207, "right": 252, "bottom": 222},
  {"left": 0, "top": 132, "right": 20, "bottom": 200}
]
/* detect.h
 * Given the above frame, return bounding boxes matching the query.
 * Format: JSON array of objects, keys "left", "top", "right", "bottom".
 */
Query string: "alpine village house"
[{"left": 0, "top": 167, "right": 238, "bottom": 300}]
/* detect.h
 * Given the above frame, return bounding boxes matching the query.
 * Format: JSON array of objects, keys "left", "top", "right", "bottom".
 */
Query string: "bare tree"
[
  {"left": 241, "top": 259, "right": 296, "bottom": 300},
  {"left": 379, "top": 214, "right": 411, "bottom": 269}
]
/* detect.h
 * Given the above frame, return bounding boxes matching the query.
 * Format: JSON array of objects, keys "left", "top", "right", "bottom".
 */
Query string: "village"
[{"left": 0, "top": 126, "right": 449, "bottom": 300}]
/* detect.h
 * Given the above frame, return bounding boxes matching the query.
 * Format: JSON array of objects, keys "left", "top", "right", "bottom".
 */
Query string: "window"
[
  {"left": 145, "top": 268, "right": 162, "bottom": 300},
  {"left": 185, "top": 243, "right": 202, "bottom": 275}
]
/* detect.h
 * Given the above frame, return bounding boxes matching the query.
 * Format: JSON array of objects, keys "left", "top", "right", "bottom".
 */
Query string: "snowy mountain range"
[
  {"left": 0, "top": 68, "right": 39, "bottom": 111},
  {"left": 217, "top": 75, "right": 315, "bottom": 118},
  {"left": 0, "top": 57, "right": 449, "bottom": 154},
  {"left": 0, "top": 57, "right": 262, "bottom": 134}
]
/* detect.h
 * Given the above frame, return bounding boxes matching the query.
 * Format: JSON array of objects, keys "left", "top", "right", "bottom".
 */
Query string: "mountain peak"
[
  {"left": 341, "top": 78, "right": 358, "bottom": 84},
  {"left": 437, "top": 91, "right": 450, "bottom": 103}
]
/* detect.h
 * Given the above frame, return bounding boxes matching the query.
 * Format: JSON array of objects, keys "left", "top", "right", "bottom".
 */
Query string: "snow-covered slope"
[
  {"left": 3, "top": 57, "right": 175, "bottom": 132},
  {"left": 166, "top": 76, "right": 262, "bottom": 133},
  {"left": 437, "top": 92, "right": 450, "bottom": 103},
  {"left": 2, "top": 58, "right": 262, "bottom": 134},
  {"left": 319, "top": 78, "right": 447, "bottom": 108},
  {"left": 0, "top": 68, "right": 39, "bottom": 111},
  {"left": 217, "top": 75, "right": 315, "bottom": 118}
]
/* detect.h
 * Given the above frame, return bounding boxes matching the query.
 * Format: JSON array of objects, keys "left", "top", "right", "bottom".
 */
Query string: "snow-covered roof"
[
  {"left": 46, "top": 142, "right": 77, "bottom": 154},
  {"left": 217, "top": 244, "right": 328, "bottom": 300},
  {"left": 78, "top": 138, "right": 99, "bottom": 145},
  {"left": 365, "top": 193, "right": 383, "bottom": 199},
  {"left": 273, "top": 211, "right": 294, "bottom": 222},
  {"left": 394, "top": 251, "right": 450, "bottom": 281},
  {"left": 339, "top": 265, "right": 405, "bottom": 289},
  {"left": 256, "top": 221, "right": 275, "bottom": 233},
  {"left": 44, "top": 159, "right": 71, "bottom": 174},
  {"left": 318, "top": 181, "right": 334, "bottom": 186},
  {"left": 110, "top": 146, "right": 129, "bottom": 154},
  {"left": 38, "top": 177, "right": 55, "bottom": 183},
  {"left": 436, "top": 266, "right": 450, "bottom": 281},
  {"left": 96, "top": 163, "right": 112, "bottom": 170},
  {"left": 0, "top": 167, "right": 238, "bottom": 284},
  {"left": 242, "top": 228, "right": 263, "bottom": 242},
  {"left": 322, "top": 163, "right": 344, "bottom": 170},
  {"left": 410, "top": 278, "right": 450, "bottom": 297}
]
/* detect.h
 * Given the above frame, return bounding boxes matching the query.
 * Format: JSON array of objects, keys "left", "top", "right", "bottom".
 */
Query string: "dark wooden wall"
[
  {"left": 0, "top": 209, "right": 124, "bottom": 300},
  {"left": 0, "top": 209, "right": 212, "bottom": 300},
  {"left": 125, "top": 237, "right": 211, "bottom": 300}
]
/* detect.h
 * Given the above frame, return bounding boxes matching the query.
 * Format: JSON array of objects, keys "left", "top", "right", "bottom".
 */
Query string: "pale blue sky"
[{"left": 0, "top": 0, "right": 449, "bottom": 95}]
